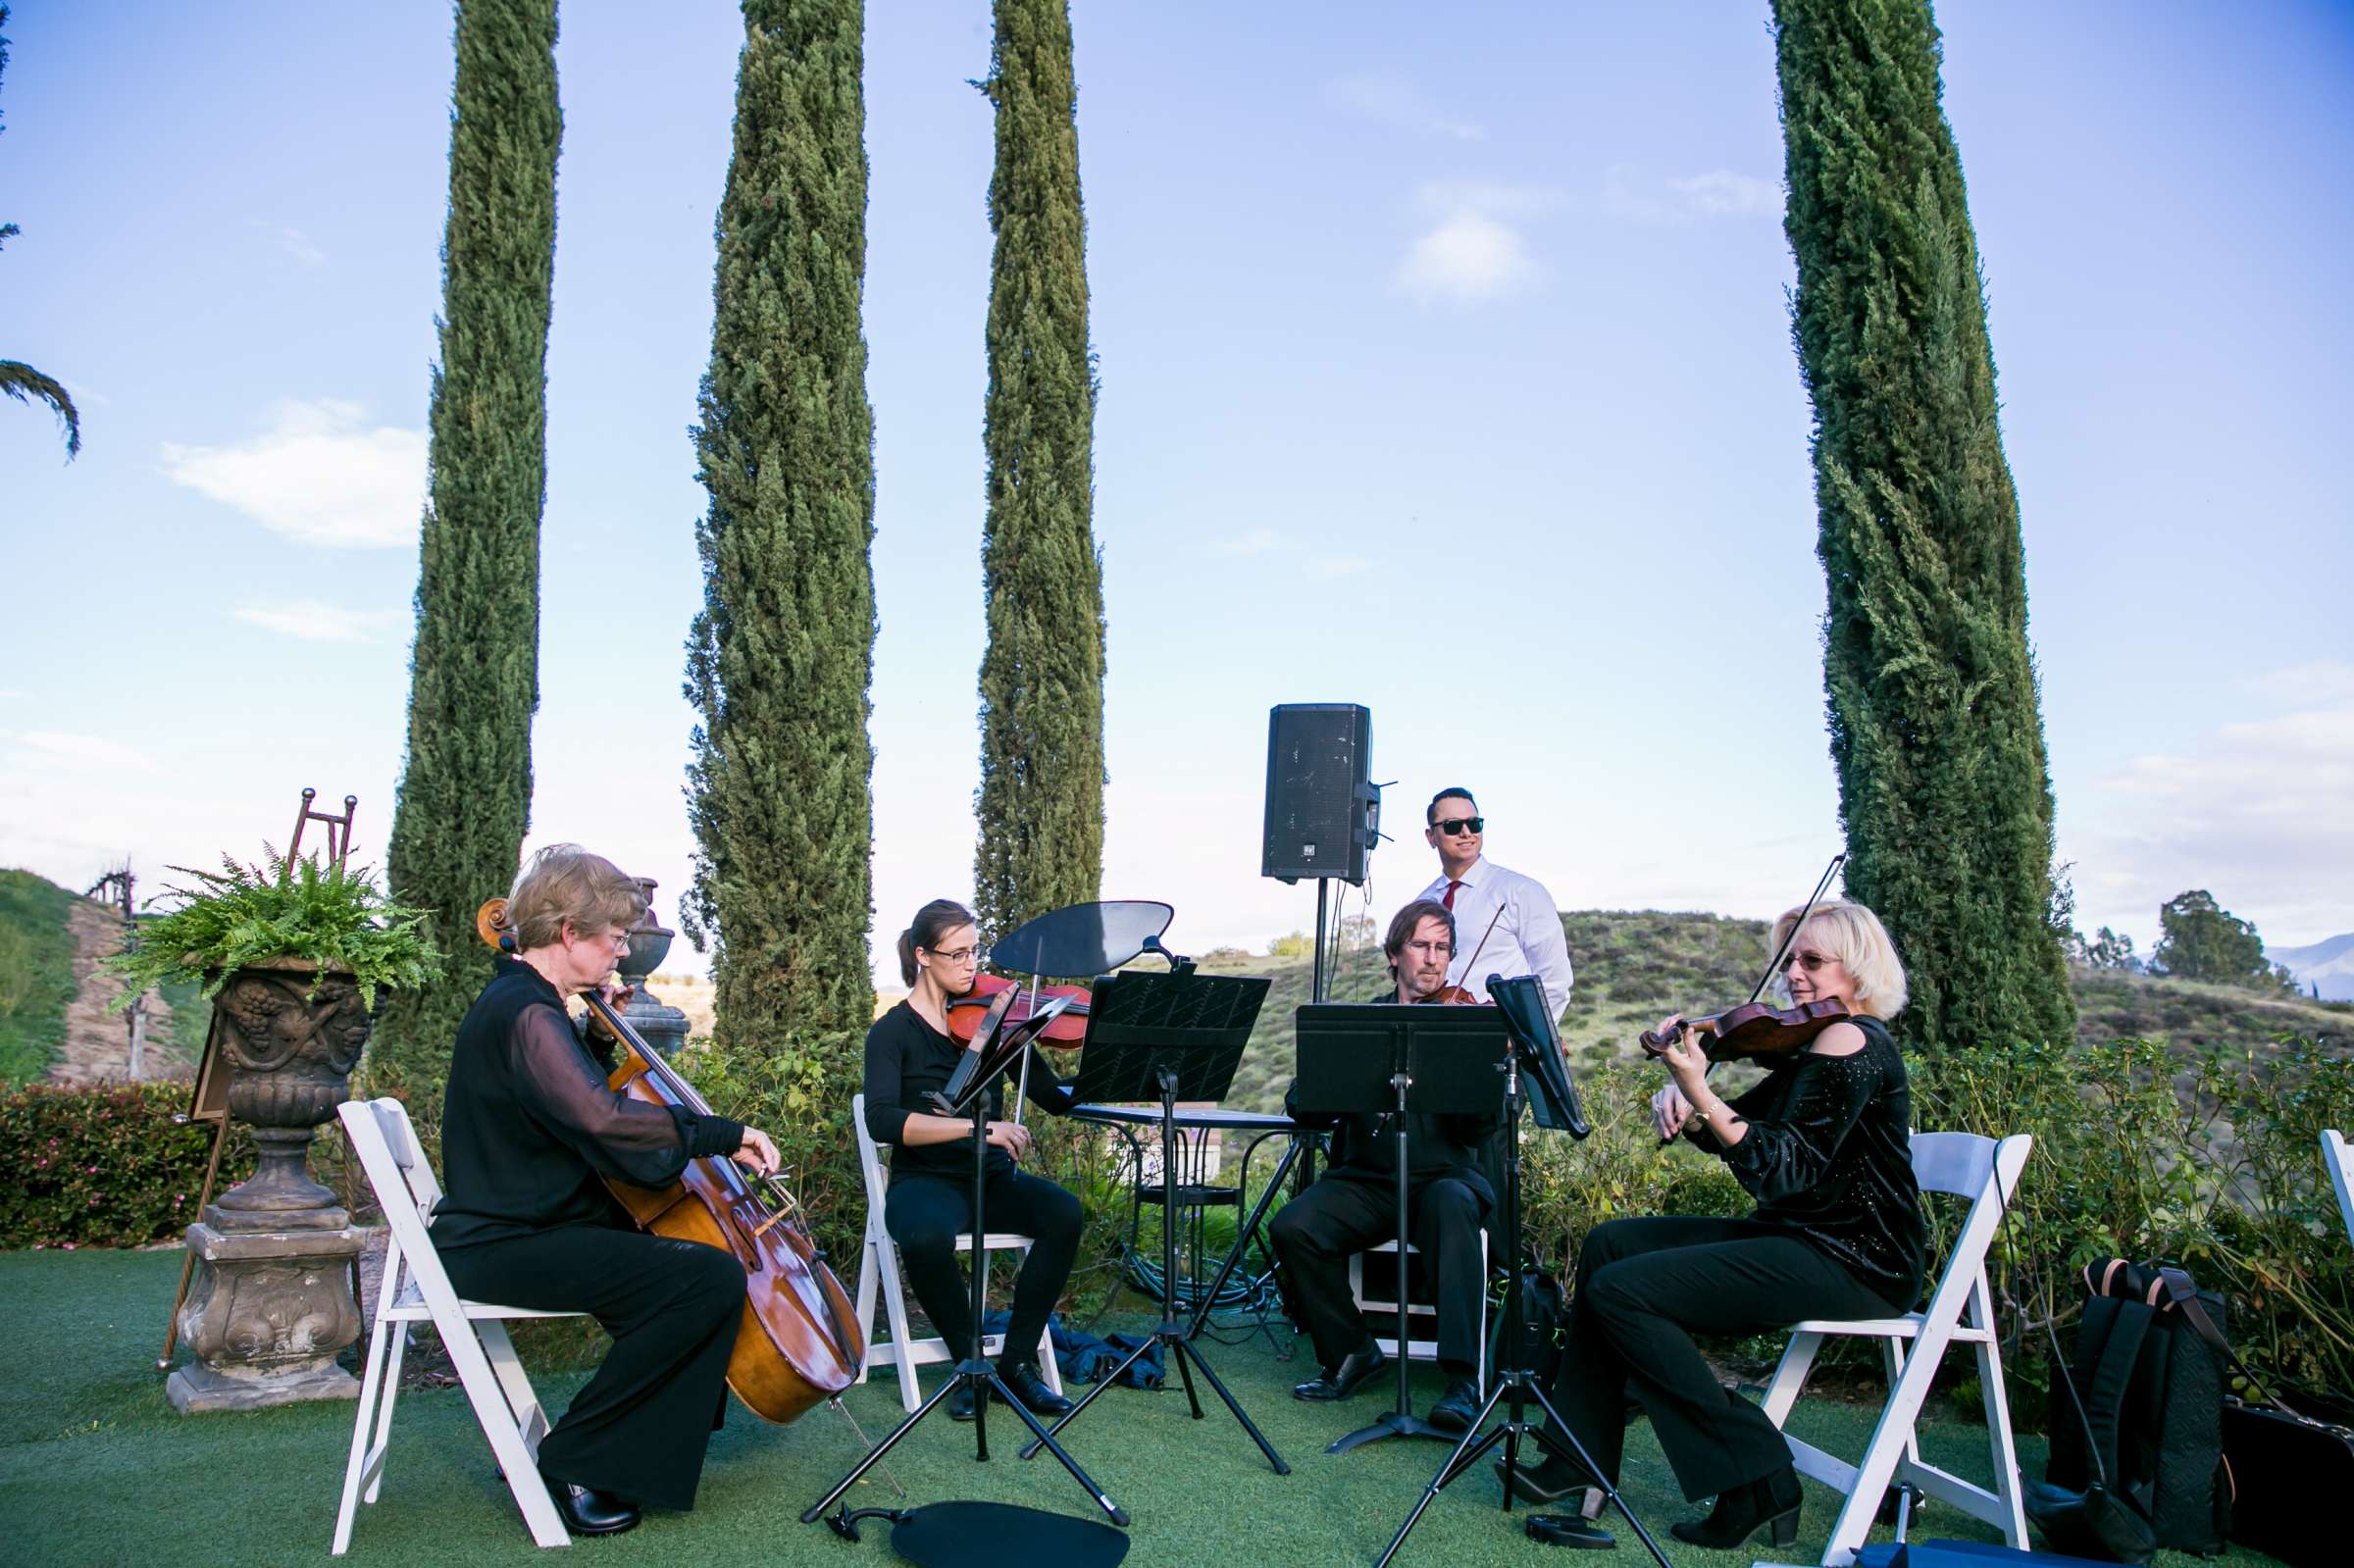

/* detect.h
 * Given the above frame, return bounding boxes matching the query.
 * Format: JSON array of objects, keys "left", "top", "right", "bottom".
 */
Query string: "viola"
[
  {"left": 474, "top": 899, "right": 862, "bottom": 1426},
  {"left": 946, "top": 971, "right": 1093, "bottom": 1047},
  {"left": 1639, "top": 997, "right": 1851, "bottom": 1063}
]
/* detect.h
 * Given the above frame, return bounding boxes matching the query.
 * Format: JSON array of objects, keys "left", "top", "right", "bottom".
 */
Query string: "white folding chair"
[
  {"left": 2324, "top": 1131, "right": 2354, "bottom": 1254},
  {"left": 1759, "top": 1131, "right": 2033, "bottom": 1568},
  {"left": 848, "top": 1093, "right": 1062, "bottom": 1412},
  {"left": 333, "top": 1097, "right": 587, "bottom": 1553},
  {"left": 1350, "top": 1233, "right": 1490, "bottom": 1391}
]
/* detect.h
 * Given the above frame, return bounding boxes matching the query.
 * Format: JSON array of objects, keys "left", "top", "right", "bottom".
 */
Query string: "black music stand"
[
  {"left": 1019, "top": 966, "right": 1287, "bottom": 1473},
  {"left": 803, "top": 993, "right": 1130, "bottom": 1560},
  {"left": 1373, "top": 974, "right": 1671, "bottom": 1568},
  {"left": 1292, "top": 1002, "right": 1508, "bottom": 1456}
]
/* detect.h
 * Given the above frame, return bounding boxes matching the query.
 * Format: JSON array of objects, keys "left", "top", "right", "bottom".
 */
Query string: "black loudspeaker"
[{"left": 1261, "top": 703, "right": 1377, "bottom": 885}]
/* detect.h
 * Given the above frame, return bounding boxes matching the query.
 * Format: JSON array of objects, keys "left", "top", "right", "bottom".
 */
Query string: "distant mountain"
[{"left": 2273, "top": 933, "right": 2354, "bottom": 1001}]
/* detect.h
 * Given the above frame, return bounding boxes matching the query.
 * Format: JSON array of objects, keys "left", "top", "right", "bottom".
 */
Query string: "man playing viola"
[{"left": 1270, "top": 898, "right": 1502, "bottom": 1434}]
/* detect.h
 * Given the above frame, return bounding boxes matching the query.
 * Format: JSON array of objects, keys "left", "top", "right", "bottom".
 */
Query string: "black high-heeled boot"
[{"left": 1668, "top": 1465, "right": 1801, "bottom": 1550}]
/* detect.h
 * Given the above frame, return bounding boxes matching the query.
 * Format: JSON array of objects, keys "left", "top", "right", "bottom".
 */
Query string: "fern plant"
[{"left": 104, "top": 850, "right": 442, "bottom": 1013}]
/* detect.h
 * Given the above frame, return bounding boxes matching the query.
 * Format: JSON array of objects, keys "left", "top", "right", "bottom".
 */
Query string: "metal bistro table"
[{"left": 1069, "top": 1103, "right": 1305, "bottom": 1350}]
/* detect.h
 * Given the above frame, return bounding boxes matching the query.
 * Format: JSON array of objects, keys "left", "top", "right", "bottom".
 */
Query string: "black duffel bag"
[{"left": 2220, "top": 1391, "right": 2354, "bottom": 1568}]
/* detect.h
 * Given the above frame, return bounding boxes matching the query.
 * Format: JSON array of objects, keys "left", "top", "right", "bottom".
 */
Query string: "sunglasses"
[{"left": 1432, "top": 817, "right": 1484, "bottom": 835}]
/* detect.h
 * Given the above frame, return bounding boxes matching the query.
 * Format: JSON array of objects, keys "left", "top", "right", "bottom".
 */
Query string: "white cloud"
[
  {"left": 2247, "top": 660, "right": 2354, "bottom": 707},
  {"left": 232, "top": 600, "right": 408, "bottom": 643},
  {"left": 1328, "top": 72, "right": 1484, "bottom": 142},
  {"left": 0, "top": 689, "right": 21, "bottom": 700},
  {"left": 1212, "top": 528, "right": 1285, "bottom": 556},
  {"left": 1606, "top": 164, "right": 1782, "bottom": 224},
  {"left": 1392, "top": 181, "right": 1557, "bottom": 305},
  {"left": 2064, "top": 697, "right": 2354, "bottom": 946},
  {"left": 160, "top": 400, "right": 427, "bottom": 549},
  {"left": 0, "top": 730, "right": 160, "bottom": 772},
  {"left": 1309, "top": 553, "right": 1372, "bottom": 580},
  {"left": 247, "top": 219, "right": 326, "bottom": 267}
]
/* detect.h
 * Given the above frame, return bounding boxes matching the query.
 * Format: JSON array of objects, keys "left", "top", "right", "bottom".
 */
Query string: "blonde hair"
[
  {"left": 1769, "top": 897, "right": 1908, "bottom": 1020},
  {"left": 507, "top": 844, "right": 646, "bottom": 953}
]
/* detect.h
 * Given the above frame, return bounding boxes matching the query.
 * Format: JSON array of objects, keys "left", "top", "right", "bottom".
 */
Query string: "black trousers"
[
  {"left": 440, "top": 1222, "right": 743, "bottom": 1511},
  {"left": 1269, "top": 1170, "right": 1489, "bottom": 1371},
  {"left": 1541, "top": 1215, "right": 1903, "bottom": 1501},
  {"left": 885, "top": 1167, "right": 1082, "bottom": 1370}
]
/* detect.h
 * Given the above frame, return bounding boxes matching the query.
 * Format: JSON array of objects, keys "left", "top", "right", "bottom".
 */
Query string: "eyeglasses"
[
  {"left": 1788, "top": 950, "right": 1838, "bottom": 972},
  {"left": 926, "top": 946, "right": 979, "bottom": 966},
  {"left": 1432, "top": 817, "right": 1484, "bottom": 836}
]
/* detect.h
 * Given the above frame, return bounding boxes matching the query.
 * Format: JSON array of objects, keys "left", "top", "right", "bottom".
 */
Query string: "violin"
[
  {"left": 474, "top": 899, "right": 862, "bottom": 1425},
  {"left": 946, "top": 971, "right": 1093, "bottom": 1046},
  {"left": 1639, "top": 997, "right": 1850, "bottom": 1063},
  {"left": 1638, "top": 851, "right": 1851, "bottom": 1070}
]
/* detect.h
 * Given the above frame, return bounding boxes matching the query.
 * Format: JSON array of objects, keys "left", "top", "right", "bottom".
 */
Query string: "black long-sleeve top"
[
  {"left": 1686, "top": 1014, "right": 1927, "bottom": 1303},
  {"left": 1282, "top": 988, "right": 1506, "bottom": 1203},
  {"left": 430, "top": 957, "right": 745, "bottom": 1250},
  {"left": 862, "top": 999, "right": 1076, "bottom": 1184}
]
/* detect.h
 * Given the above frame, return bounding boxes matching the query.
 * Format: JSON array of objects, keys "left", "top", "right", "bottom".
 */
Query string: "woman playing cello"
[
  {"left": 431, "top": 845, "right": 781, "bottom": 1538},
  {"left": 1510, "top": 898, "right": 1927, "bottom": 1552},
  {"left": 861, "top": 899, "right": 1081, "bottom": 1422}
]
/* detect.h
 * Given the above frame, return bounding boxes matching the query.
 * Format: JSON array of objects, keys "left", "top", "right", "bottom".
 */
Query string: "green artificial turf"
[{"left": 0, "top": 1248, "right": 2270, "bottom": 1567}]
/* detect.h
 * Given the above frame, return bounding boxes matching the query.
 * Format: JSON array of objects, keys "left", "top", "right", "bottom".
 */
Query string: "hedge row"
[{"left": 10, "top": 1037, "right": 2348, "bottom": 1413}]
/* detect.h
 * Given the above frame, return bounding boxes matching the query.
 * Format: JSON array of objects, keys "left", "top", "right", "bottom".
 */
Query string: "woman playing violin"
[
  {"left": 431, "top": 846, "right": 783, "bottom": 1538},
  {"left": 1509, "top": 898, "right": 1926, "bottom": 1552},
  {"left": 861, "top": 899, "right": 1079, "bottom": 1421}
]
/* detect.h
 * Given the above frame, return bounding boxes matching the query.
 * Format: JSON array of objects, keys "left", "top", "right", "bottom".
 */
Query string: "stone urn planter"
[{"left": 167, "top": 956, "right": 373, "bottom": 1413}]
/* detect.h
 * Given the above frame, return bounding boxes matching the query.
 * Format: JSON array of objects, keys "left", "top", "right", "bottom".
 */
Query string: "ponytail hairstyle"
[{"left": 897, "top": 898, "right": 977, "bottom": 987}]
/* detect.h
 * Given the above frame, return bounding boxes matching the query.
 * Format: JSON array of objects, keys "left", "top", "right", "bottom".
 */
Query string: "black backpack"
[{"left": 2041, "top": 1259, "right": 2231, "bottom": 1557}]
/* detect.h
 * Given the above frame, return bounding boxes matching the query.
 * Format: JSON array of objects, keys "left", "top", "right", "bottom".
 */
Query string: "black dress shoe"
[
  {"left": 1428, "top": 1376, "right": 1482, "bottom": 1434},
  {"left": 1292, "top": 1342, "right": 1388, "bottom": 1401},
  {"left": 1495, "top": 1448, "right": 1591, "bottom": 1505},
  {"left": 1526, "top": 1513, "right": 1616, "bottom": 1549},
  {"left": 1668, "top": 1465, "right": 1802, "bottom": 1550},
  {"left": 538, "top": 1466, "right": 640, "bottom": 1537},
  {"left": 949, "top": 1380, "right": 978, "bottom": 1422},
  {"left": 995, "top": 1359, "right": 1074, "bottom": 1418}
]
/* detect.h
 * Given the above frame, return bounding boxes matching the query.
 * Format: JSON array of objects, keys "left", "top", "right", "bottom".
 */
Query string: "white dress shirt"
[{"left": 1413, "top": 856, "right": 1575, "bottom": 1021}]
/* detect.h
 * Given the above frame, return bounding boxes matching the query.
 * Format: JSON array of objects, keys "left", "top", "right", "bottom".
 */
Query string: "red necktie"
[{"left": 1443, "top": 879, "right": 1462, "bottom": 910}]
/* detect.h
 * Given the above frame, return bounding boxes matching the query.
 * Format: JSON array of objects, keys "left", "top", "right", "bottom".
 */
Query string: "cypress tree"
[
  {"left": 372, "top": 0, "right": 560, "bottom": 1113},
  {"left": 682, "top": 0, "right": 877, "bottom": 1042},
  {"left": 1773, "top": 0, "right": 2074, "bottom": 1051},
  {"left": 972, "top": 0, "right": 1104, "bottom": 940}
]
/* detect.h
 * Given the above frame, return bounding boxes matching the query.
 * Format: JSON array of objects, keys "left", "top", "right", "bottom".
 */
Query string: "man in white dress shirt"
[{"left": 1414, "top": 787, "right": 1576, "bottom": 1022}]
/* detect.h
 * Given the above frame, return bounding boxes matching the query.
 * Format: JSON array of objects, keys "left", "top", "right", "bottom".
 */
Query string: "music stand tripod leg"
[
  {"left": 1329, "top": 1068, "right": 1448, "bottom": 1455},
  {"left": 804, "top": 1025, "right": 1128, "bottom": 1531},
  {"left": 1373, "top": 1046, "right": 1673, "bottom": 1568},
  {"left": 1023, "top": 1069, "right": 1290, "bottom": 1475}
]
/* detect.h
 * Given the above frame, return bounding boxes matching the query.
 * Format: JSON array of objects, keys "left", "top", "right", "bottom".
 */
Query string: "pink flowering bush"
[{"left": 0, "top": 1083, "right": 256, "bottom": 1247}]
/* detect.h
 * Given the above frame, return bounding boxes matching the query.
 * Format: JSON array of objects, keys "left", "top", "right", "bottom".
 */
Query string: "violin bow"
[
  {"left": 1458, "top": 904, "right": 1507, "bottom": 991},
  {"left": 1745, "top": 851, "right": 1848, "bottom": 1008}
]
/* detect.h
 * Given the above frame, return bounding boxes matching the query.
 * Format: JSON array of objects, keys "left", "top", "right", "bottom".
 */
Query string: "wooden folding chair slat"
[
  {"left": 1758, "top": 1130, "right": 2033, "bottom": 1568},
  {"left": 332, "top": 1096, "right": 589, "bottom": 1554}
]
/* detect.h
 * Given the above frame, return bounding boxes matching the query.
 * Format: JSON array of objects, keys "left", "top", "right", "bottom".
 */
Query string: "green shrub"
[
  {"left": 0, "top": 1082, "right": 254, "bottom": 1247},
  {"left": 1912, "top": 1037, "right": 2354, "bottom": 1413},
  {"left": 679, "top": 1030, "right": 869, "bottom": 1278},
  {"left": 0, "top": 869, "right": 78, "bottom": 1085}
]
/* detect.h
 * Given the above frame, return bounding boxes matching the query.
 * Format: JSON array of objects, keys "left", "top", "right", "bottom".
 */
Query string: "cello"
[{"left": 473, "top": 898, "right": 862, "bottom": 1426}]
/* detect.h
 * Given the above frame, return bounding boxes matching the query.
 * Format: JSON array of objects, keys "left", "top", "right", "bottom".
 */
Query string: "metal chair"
[
  {"left": 848, "top": 1092, "right": 1061, "bottom": 1412},
  {"left": 1759, "top": 1131, "right": 2035, "bottom": 1568},
  {"left": 333, "top": 1096, "right": 585, "bottom": 1553}
]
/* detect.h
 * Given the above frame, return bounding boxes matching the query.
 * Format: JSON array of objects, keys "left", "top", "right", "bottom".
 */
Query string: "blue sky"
[{"left": 4, "top": 1, "right": 2349, "bottom": 986}]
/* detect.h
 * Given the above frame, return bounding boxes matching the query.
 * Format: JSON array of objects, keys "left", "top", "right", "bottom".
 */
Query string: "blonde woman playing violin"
[{"left": 1506, "top": 898, "right": 1926, "bottom": 1553}]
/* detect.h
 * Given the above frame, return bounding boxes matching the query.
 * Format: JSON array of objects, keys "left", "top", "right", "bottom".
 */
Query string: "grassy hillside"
[
  {"left": 1206, "top": 909, "right": 2349, "bottom": 1115},
  {"left": 0, "top": 870, "right": 79, "bottom": 1084}
]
